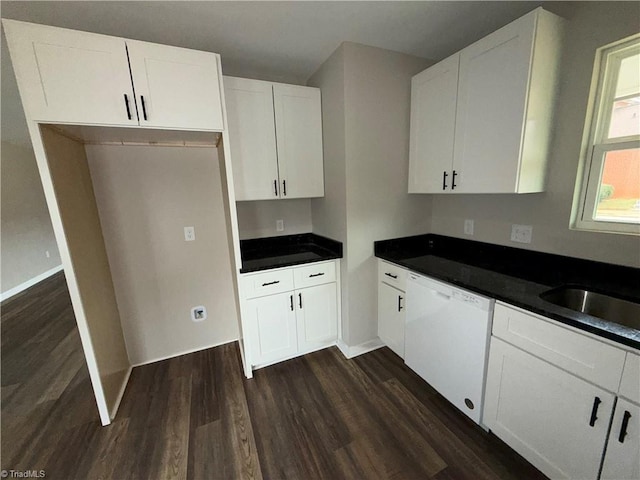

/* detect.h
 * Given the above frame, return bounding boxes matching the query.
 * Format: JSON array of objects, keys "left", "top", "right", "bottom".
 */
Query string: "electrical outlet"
[
  {"left": 276, "top": 219, "right": 284, "bottom": 232},
  {"left": 45, "top": 250, "right": 50, "bottom": 258},
  {"left": 464, "top": 219, "right": 474, "bottom": 236},
  {"left": 184, "top": 226, "right": 195, "bottom": 241},
  {"left": 191, "top": 305, "right": 207, "bottom": 322},
  {"left": 511, "top": 224, "right": 533, "bottom": 244}
]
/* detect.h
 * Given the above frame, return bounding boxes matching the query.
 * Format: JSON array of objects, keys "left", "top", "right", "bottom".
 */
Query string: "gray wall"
[
  {"left": 236, "top": 199, "right": 312, "bottom": 239},
  {"left": 1, "top": 141, "right": 62, "bottom": 294},
  {"left": 430, "top": 2, "right": 640, "bottom": 268},
  {"left": 309, "top": 42, "right": 432, "bottom": 346}
]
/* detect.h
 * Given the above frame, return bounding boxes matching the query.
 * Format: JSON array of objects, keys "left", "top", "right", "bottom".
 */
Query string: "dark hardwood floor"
[{"left": 1, "top": 272, "right": 546, "bottom": 479}]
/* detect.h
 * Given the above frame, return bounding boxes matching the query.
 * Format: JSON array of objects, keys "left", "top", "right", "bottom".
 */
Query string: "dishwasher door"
[{"left": 405, "top": 273, "right": 493, "bottom": 424}]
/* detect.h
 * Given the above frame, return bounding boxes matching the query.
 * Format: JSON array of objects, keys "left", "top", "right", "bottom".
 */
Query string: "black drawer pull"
[
  {"left": 442, "top": 171, "right": 448, "bottom": 190},
  {"left": 398, "top": 295, "right": 403, "bottom": 312},
  {"left": 274, "top": 180, "right": 278, "bottom": 196},
  {"left": 452, "top": 170, "right": 458, "bottom": 190},
  {"left": 289, "top": 295, "right": 294, "bottom": 311},
  {"left": 385, "top": 273, "right": 398, "bottom": 279},
  {"left": 141, "top": 95, "right": 148, "bottom": 120},
  {"left": 309, "top": 273, "right": 325, "bottom": 278},
  {"left": 589, "top": 396, "right": 602, "bottom": 427},
  {"left": 619, "top": 410, "right": 632, "bottom": 443},
  {"left": 283, "top": 180, "right": 287, "bottom": 196},
  {"left": 261, "top": 280, "right": 280, "bottom": 287},
  {"left": 124, "top": 94, "right": 132, "bottom": 120},
  {"left": 298, "top": 293, "right": 302, "bottom": 309}
]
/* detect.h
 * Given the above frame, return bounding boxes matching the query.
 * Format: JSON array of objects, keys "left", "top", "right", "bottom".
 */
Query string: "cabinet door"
[
  {"left": 245, "top": 292, "right": 297, "bottom": 365},
  {"left": 127, "top": 40, "right": 224, "bottom": 131},
  {"left": 484, "top": 337, "right": 614, "bottom": 480},
  {"left": 296, "top": 283, "right": 337, "bottom": 353},
  {"left": 273, "top": 84, "right": 324, "bottom": 199},
  {"left": 3, "top": 19, "right": 137, "bottom": 126},
  {"left": 224, "top": 77, "right": 280, "bottom": 200},
  {"left": 452, "top": 11, "right": 536, "bottom": 193},
  {"left": 601, "top": 398, "right": 639, "bottom": 480},
  {"left": 408, "top": 53, "right": 459, "bottom": 193},
  {"left": 377, "top": 282, "right": 405, "bottom": 358}
]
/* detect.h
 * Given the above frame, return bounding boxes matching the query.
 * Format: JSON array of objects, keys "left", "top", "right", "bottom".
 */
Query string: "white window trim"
[{"left": 572, "top": 34, "right": 640, "bottom": 236}]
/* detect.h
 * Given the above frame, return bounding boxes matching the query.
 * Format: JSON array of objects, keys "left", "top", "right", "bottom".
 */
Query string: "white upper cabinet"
[
  {"left": 273, "top": 84, "right": 324, "bottom": 199},
  {"left": 224, "top": 77, "right": 279, "bottom": 200},
  {"left": 408, "top": 53, "right": 459, "bottom": 194},
  {"left": 3, "top": 19, "right": 224, "bottom": 131},
  {"left": 225, "top": 77, "right": 324, "bottom": 201},
  {"left": 408, "top": 8, "right": 563, "bottom": 194},
  {"left": 127, "top": 40, "right": 223, "bottom": 131},
  {"left": 2, "top": 19, "right": 137, "bottom": 126}
]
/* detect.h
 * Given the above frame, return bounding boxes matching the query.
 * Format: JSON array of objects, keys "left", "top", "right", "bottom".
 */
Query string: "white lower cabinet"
[
  {"left": 485, "top": 302, "right": 639, "bottom": 480},
  {"left": 378, "top": 282, "right": 405, "bottom": 358},
  {"left": 241, "top": 260, "right": 338, "bottom": 370},
  {"left": 246, "top": 292, "right": 298, "bottom": 365},
  {"left": 601, "top": 398, "right": 640, "bottom": 480},
  {"left": 484, "top": 337, "right": 614, "bottom": 479}
]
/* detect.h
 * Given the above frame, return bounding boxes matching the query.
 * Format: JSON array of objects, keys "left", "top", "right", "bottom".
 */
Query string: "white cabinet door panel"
[
  {"left": 3, "top": 20, "right": 137, "bottom": 126},
  {"left": 620, "top": 352, "right": 640, "bottom": 403},
  {"left": 377, "top": 282, "right": 405, "bottom": 358},
  {"left": 484, "top": 337, "right": 614, "bottom": 480},
  {"left": 296, "top": 283, "right": 337, "bottom": 352},
  {"left": 224, "top": 77, "right": 279, "bottom": 200},
  {"left": 601, "top": 398, "right": 640, "bottom": 480},
  {"left": 127, "top": 40, "right": 223, "bottom": 131},
  {"left": 246, "top": 292, "right": 297, "bottom": 365},
  {"left": 273, "top": 84, "right": 324, "bottom": 199},
  {"left": 453, "top": 12, "right": 535, "bottom": 193},
  {"left": 409, "top": 53, "right": 459, "bottom": 193}
]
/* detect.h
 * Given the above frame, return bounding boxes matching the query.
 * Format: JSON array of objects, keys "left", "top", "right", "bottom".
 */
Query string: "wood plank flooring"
[{"left": 1, "top": 272, "right": 546, "bottom": 479}]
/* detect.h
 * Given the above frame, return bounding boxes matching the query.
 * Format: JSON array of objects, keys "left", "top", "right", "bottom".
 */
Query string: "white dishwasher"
[{"left": 405, "top": 272, "right": 493, "bottom": 425}]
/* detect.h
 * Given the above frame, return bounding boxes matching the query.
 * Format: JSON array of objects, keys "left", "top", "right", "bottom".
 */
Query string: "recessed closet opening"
[{"left": 37, "top": 124, "right": 241, "bottom": 425}]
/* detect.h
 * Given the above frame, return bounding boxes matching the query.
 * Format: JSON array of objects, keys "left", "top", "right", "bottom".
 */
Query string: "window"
[{"left": 574, "top": 34, "right": 640, "bottom": 235}]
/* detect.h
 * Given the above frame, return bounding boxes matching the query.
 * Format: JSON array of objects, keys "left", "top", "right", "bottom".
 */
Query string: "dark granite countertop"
[
  {"left": 375, "top": 234, "right": 640, "bottom": 350},
  {"left": 240, "top": 233, "right": 342, "bottom": 273}
]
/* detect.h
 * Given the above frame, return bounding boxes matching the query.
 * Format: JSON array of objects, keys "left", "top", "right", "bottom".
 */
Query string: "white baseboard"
[
  {"left": 337, "top": 338, "right": 385, "bottom": 359},
  {"left": 109, "top": 366, "right": 132, "bottom": 421},
  {"left": 130, "top": 338, "right": 238, "bottom": 367},
  {"left": 1, "top": 264, "right": 63, "bottom": 302}
]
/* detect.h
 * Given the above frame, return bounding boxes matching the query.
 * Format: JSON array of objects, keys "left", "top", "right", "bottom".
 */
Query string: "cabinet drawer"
[
  {"left": 378, "top": 260, "right": 407, "bottom": 291},
  {"left": 242, "top": 269, "right": 294, "bottom": 299},
  {"left": 493, "top": 303, "right": 626, "bottom": 391},
  {"left": 619, "top": 352, "right": 640, "bottom": 403},
  {"left": 293, "top": 261, "right": 336, "bottom": 289}
]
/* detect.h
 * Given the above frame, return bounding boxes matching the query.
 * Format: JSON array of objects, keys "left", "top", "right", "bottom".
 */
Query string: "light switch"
[{"left": 184, "top": 226, "right": 195, "bottom": 241}]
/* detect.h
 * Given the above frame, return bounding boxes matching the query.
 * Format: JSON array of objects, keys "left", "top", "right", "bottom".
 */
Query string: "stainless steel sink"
[{"left": 540, "top": 287, "right": 640, "bottom": 330}]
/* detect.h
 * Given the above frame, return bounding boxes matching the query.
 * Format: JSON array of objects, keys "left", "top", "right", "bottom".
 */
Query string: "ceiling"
[{"left": 1, "top": 1, "right": 577, "bottom": 146}]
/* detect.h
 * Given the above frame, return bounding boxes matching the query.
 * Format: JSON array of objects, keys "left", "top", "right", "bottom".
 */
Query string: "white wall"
[
  {"left": 309, "top": 42, "right": 432, "bottom": 347},
  {"left": 430, "top": 2, "right": 640, "bottom": 268},
  {"left": 86, "top": 145, "right": 239, "bottom": 365},
  {"left": 236, "top": 199, "right": 312, "bottom": 239},
  {"left": 1, "top": 141, "right": 61, "bottom": 294}
]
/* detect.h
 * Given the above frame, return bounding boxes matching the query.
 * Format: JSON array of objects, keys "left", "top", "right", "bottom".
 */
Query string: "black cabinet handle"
[
  {"left": 262, "top": 280, "right": 280, "bottom": 286},
  {"left": 283, "top": 180, "right": 287, "bottom": 196},
  {"left": 398, "top": 295, "right": 403, "bottom": 312},
  {"left": 290, "top": 295, "right": 294, "bottom": 311},
  {"left": 385, "top": 273, "right": 398, "bottom": 279},
  {"left": 589, "top": 396, "right": 602, "bottom": 427},
  {"left": 140, "top": 95, "right": 148, "bottom": 120},
  {"left": 619, "top": 410, "right": 632, "bottom": 443},
  {"left": 298, "top": 293, "right": 302, "bottom": 309},
  {"left": 442, "top": 171, "right": 448, "bottom": 190},
  {"left": 274, "top": 180, "right": 278, "bottom": 196},
  {"left": 309, "top": 272, "right": 325, "bottom": 278},
  {"left": 452, "top": 170, "right": 458, "bottom": 190},
  {"left": 124, "top": 94, "right": 132, "bottom": 120}
]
